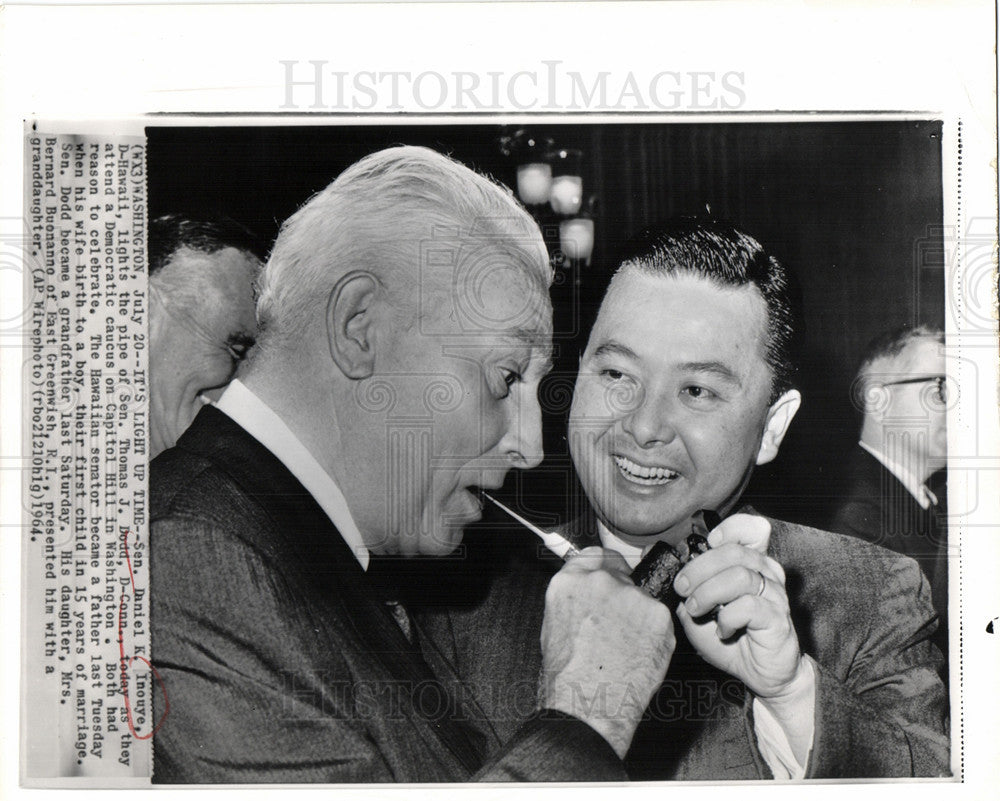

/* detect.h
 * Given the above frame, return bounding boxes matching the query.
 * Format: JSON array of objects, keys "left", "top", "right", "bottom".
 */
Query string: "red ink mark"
[{"left": 118, "top": 529, "right": 169, "bottom": 739}]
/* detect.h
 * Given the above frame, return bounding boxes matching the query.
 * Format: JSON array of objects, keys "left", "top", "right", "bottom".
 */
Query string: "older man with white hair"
[{"left": 150, "top": 146, "right": 674, "bottom": 783}]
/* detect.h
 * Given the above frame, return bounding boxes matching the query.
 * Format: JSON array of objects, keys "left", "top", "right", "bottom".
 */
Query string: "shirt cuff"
[{"left": 752, "top": 657, "right": 817, "bottom": 779}]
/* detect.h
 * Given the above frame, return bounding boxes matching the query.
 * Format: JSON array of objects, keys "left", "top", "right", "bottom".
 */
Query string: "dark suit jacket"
[
  {"left": 418, "top": 511, "right": 950, "bottom": 779},
  {"left": 828, "top": 447, "right": 948, "bottom": 666},
  {"left": 150, "top": 406, "right": 624, "bottom": 783}
]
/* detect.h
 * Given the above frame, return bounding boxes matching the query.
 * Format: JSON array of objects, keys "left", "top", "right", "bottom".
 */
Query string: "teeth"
[{"left": 614, "top": 455, "right": 678, "bottom": 485}]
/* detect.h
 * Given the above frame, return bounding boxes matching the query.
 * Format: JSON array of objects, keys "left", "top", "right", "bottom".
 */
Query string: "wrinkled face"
[
  {"left": 358, "top": 262, "right": 553, "bottom": 556},
  {"left": 569, "top": 269, "right": 785, "bottom": 546},
  {"left": 149, "top": 247, "right": 260, "bottom": 458},
  {"left": 878, "top": 338, "right": 948, "bottom": 473}
]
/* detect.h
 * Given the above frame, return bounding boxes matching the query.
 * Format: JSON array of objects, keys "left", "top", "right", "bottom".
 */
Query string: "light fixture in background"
[
  {"left": 558, "top": 195, "right": 598, "bottom": 265},
  {"left": 549, "top": 149, "right": 583, "bottom": 215},
  {"left": 499, "top": 129, "right": 555, "bottom": 207},
  {"left": 559, "top": 218, "right": 594, "bottom": 265},
  {"left": 499, "top": 129, "right": 597, "bottom": 268},
  {"left": 517, "top": 162, "right": 552, "bottom": 205},
  {"left": 498, "top": 130, "right": 599, "bottom": 378}
]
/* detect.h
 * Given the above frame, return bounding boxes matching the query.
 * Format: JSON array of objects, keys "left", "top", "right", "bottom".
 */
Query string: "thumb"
[{"left": 706, "top": 513, "right": 771, "bottom": 554}]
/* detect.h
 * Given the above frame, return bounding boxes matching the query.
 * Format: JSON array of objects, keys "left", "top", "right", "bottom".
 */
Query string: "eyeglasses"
[{"left": 882, "top": 375, "right": 949, "bottom": 405}]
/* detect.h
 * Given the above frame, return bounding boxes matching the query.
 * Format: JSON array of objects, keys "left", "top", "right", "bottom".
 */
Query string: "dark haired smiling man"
[{"left": 424, "top": 219, "right": 949, "bottom": 780}]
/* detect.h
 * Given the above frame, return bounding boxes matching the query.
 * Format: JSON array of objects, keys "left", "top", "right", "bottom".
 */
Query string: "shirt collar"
[
  {"left": 596, "top": 518, "right": 647, "bottom": 569},
  {"left": 858, "top": 440, "right": 936, "bottom": 510},
  {"left": 214, "top": 379, "right": 370, "bottom": 570}
]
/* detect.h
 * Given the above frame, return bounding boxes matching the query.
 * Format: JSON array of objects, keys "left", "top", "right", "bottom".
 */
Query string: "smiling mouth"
[{"left": 614, "top": 455, "right": 680, "bottom": 486}]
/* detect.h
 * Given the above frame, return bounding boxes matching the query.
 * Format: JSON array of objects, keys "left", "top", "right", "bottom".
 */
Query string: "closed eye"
[
  {"left": 494, "top": 367, "right": 523, "bottom": 399},
  {"left": 226, "top": 334, "right": 255, "bottom": 362}
]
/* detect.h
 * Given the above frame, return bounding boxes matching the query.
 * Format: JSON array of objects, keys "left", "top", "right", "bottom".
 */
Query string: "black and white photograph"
[
  {"left": 3, "top": 2, "right": 997, "bottom": 799},
  {"left": 138, "top": 119, "right": 952, "bottom": 783}
]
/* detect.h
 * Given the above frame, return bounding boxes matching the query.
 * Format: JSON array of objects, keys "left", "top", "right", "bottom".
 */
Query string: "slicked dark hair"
[
  {"left": 615, "top": 217, "right": 802, "bottom": 402},
  {"left": 149, "top": 213, "right": 265, "bottom": 276}
]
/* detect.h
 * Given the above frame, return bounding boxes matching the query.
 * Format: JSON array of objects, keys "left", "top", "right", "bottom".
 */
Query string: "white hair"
[{"left": 254, "top": 145, "right": 550, "bottom": 351}]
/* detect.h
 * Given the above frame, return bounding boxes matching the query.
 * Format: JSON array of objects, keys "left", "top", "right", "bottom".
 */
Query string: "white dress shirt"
[
  {"left": 859, "top": 440, "right": 937, "bottom": 509},
  {"left": 214, "top": 379, "right": 370, "bottom": 570},
  {"left": 598, "top": 520, "right": 814, "bottom": 778}
]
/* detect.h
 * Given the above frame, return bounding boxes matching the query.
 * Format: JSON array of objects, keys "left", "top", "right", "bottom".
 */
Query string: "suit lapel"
[
  {"left": 411, "top": 613, "right": 504, "bottom": 751},
  {"left": 174, "top": 407, "right": 486, "bottom": 775}
]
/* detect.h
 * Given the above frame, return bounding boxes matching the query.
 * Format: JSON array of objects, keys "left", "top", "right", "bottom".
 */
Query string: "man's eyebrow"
[
  {"left": 591, "top": 341, "right": 640, "bottom": 362},
  {"left": 495, "top": 329, "right": 553, "bottom": 375},
  {"left": 677, "top": 361, "right": 742, "bottom": 386},
  {"left": 504, "top": 327, "right": 548, "bottom": 346}
]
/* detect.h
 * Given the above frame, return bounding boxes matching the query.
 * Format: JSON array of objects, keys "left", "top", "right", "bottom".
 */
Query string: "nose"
[
  {"left": 621, "top": 391, "right": 677, "bottom": 449},
  {"left": 501, "top": 389, "right": 545, "bottom": 470}
]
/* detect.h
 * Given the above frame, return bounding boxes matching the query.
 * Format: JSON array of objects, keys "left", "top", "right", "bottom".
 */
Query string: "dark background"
[{"left": 147, "top": 121, "right": 945, "bottom": 531}]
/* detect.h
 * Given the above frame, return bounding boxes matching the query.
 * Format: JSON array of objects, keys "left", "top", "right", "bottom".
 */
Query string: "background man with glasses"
[{"left": 830, "top": 325, "right": 949, "bottom": 668}]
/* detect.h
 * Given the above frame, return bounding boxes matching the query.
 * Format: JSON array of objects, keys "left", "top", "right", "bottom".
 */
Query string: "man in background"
[
  {"left": 421, "top": 220, "right": 949, "bottom": 779},
  {"left": 829, "top": 325, "right": 949, "bottom": 664},
  {"left": 151, "top": 146, "right": 674, "bottom": 783},
  {"left": 149, "top": 213, "right": 263, "bottom": 458}
]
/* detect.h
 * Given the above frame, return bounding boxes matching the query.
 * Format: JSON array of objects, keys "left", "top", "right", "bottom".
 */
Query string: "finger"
[
  {"left": 562, "top": 545, "right": 609, "bottom": 571},
  {"left": 714, "top": 594, "right": 789, "bottom": 640},
  {"left": 706, "top": 514, "right": 771, "bottom": 553},
  {"left": 683, "top": 565, "right": 768, "bottom": 617},
  {"left": 674, "top": 542, "right": 779, "bottom": 597},
  {"left": 675, "top": 598, "right": 721, "bottom": 642},
  {"left": 563, "top": 546, "right": 633, "bottom": 578}
]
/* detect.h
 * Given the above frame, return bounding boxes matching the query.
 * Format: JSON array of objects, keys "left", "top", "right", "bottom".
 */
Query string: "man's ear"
[
  {"left": 326, "top": 271, "right": 380, "bottom": 379},
  {"left": 756, "top": 389, "right": 802, "bottom": 466},
  {"left": 148, "top": 280, "right": 168, "bottom": 339},
  {"left": 862, "top": 379, "right": 888, "bottom": 422}
]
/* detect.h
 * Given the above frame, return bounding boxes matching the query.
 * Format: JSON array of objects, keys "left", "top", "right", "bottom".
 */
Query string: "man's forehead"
[
  {"left": 156, "top": 247, "right": 259, "bottom": 337},
  {"left": 607, "top": 266, "right": 746, "bottom": 304},
  {"left": 904, "top": 337, "right": 946, "bottom": 370},
  {"left": 162, "top": 246, "right": 261, "bottom": 294},
  {"left": 596, "top": 270, "right": 769, "bottom": 350},
  {"left": 428, "top": 265, "right": 552, "bottom": 339},
  {"left": 873, "top": 337, "right": 945, "bottom": 375}
]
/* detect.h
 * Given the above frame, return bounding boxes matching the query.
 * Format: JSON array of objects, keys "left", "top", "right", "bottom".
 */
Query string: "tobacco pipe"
[
  {"left": 482, "top": 492, "right": 720, "bottom": 608},
  {"left": 630, "top": 510, "right": 721, "bottom": 606}
]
